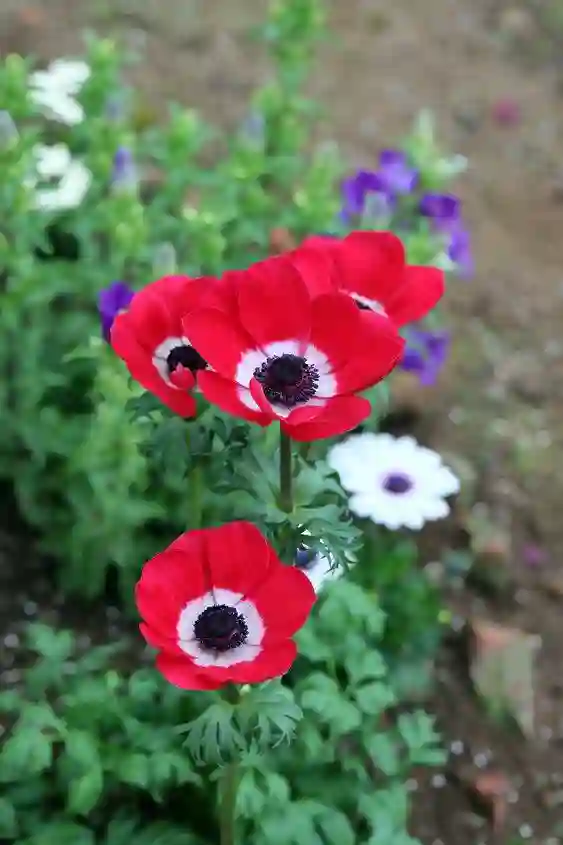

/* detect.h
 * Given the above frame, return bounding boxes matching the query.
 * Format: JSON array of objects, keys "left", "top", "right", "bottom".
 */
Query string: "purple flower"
[
  {"left": 341, "top": 169, "right": 386, "bottom": 219},
  {"left": 111, "top": 146, "right": 138, "bottom": 192},
  {"left": 400, "top": 328, "right": 450, "bottom": 385},
  {"left": 377, "top": 149, "right": 418, "bottom": 195},
  {"left": 419, "top": 193, "right": 461, "bottom": 222},
  {"left": 98, "top": 281, "right": 134, "bottom": 342},
  {"left": 420, "top": 193, "right": 474, "bottom": 280},
  {"left": 446, "top": 225, "right": 474, "bottom": 280}
]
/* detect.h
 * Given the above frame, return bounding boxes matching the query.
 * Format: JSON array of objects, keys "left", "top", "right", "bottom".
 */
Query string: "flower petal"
[
  {"left": 136, "top": 542, "right": 207, "bottom": 638},
  {"left": 111, "top": 318, "right": 197, "bottom": 417},
  {"left": 249, "top": 565, "right": 316, "bottom": 640},
  {"left": 237, "top": 254, "right": 311, "bottom": 346},
  {"left": 290, "top": 242, "right": 338, "bottom": 299},
  {"left": 282, "top": 395, "right": 371, "bottom": 442},
  {"left": 335, "top": 231, "right": 406, "bottom": 303},
  {"left": 386, "top": 265, "right": 445, "bottom": 327},
  {"left": 333, "top": 313, "right": 404, "bottom": 393},
  {"left": 227, "top": 641, "right": 298, "bottom": 683},
  {"left": 182, "top": 308, "right": 256, "bottom": 380},
  {"left": 155, "top": 652, "right": 225, "bottom": 690},
  {"left": 203, "top": 522, "right": 278, "bottom": 598},
  {"left": 197, "top": 370, "right": 270, "bottom": 425}
]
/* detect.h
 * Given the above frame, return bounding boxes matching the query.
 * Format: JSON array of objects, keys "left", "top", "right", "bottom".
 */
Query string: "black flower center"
[
  {"left": 193, "top": 604, "right": 248, "bottom": 652},
  {"left": 166, "top": 344, "right": 207, "bottom": 375},
  {"left": 382, "top": 472, "right": 413, "bottom": 494},
  {"left": 253, "top": 354, "right": 319, "bottom": 407}
]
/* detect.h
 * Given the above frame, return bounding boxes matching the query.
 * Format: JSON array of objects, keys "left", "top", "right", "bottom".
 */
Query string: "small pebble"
[
  {"left": 507, "top": 789, "right": 519, "bottom": 804},
  {"left": 406, "top": 778, "right": 418, "bottom": 793},
  {"left": 23, "top": 600, "right": 38, "bottom": 616},
  {"left": 2, "top": 669, "right": 21, "bottom": 685},
  {"left": 3, "top": 633, "right": 19, "bottom": 649},
  {"left": 431, "top": 773, "right": 447, "bottom": 788},
  {"left": 518, "top": 824, "right": 533, "bottom": 839},
  {"left": 450, "top": 739, "right": 464, "bottom": 755},
  {"left": 474, "top": 751, "right": 491, "bottom": 768}
]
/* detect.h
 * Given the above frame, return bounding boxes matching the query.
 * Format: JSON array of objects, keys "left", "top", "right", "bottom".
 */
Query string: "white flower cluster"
[
  {"left": 27, "top": 144, "right": 92, "bottom": 211},
  {"left": 29, "top": 59, "right": 90, "bottom": 126},
  {"left": 22, "top": 59, "right": 93, "bottom": 210}
]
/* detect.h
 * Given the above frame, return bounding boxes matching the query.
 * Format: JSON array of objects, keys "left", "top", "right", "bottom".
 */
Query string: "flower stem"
[
  {"left": 219, "top": 762, "right": 240, "bottom": 845},
  {"left": 279, "top": 428, "right": 293, "bottom": 513}
]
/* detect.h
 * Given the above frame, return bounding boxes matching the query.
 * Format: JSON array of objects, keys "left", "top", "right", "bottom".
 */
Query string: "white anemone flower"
[
  {"left": 29, "top": 58, "right": 90, "bottom": 125},
  {"left": 328, "top": 433, "right": 460, "bottom": 531},
  {"left": 28, "top": 144, "right": 92, "bottom": 211}
]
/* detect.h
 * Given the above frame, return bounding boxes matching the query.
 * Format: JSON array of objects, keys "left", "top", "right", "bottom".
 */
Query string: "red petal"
[
  {"left": 169, "top": 364, "right": 196, "bottom": 390},
  {"left": 139, "top": 622, "right": 184, "bottom": 654},
  {"left": 386, "top": 265, "right": 445, "bottom": 327},
  {"left": 204, "top": 522, "right": 278, "bottom": 597},
  {"left": 282, "top": 395, "right": 371, "bottom": 441},
  {"left": 136, "top": 537, "right": 207, "bottom": 635},
  {"left": 197, "top": 370, "right": 271, "bottom": 425},
  {"left": 111, "top": 316, "right": 197, "bottom": 417},
  {"left": 250, "top": 565, "right": 316, "bottom": 639},
  {"left": 249, "top": 377, "right": 276, "bottom": 417},
  {"left": 290, "top": 242, "right": 338, "bottom": 299},
  {"left": 237, "top": 255, "right": 311, "bottom": 347},
  {"left": 335, "top": 231, "right": 405, "bottom": 304},
  {"left": 309, "top": 292, "right": 369, "bottom": 372},
  {"left": 332, "top": 312, "right": 404, "bottom": 393},
  {"left": 155, "top": 652, "right": 225, "bottom": 690},
  {"left": 182, "top": 308, "right": 255, "bottom": 380},
  {"left": 227, "top": 641, "right": 298, "bottom": 684}
]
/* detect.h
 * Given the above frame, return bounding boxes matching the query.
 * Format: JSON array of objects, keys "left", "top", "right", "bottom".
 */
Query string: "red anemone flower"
[
  {"left": 136, "top": 522, "right": 316, "bottom": 689},
  {"left": 182, "top": 252, "right": 404, "bottom": 441},
  {"left": 300, "top": 231, "right": 444, "bottom": 327},
  {"left": 110, "top": 275, "right": 213, "bottom": 417}
]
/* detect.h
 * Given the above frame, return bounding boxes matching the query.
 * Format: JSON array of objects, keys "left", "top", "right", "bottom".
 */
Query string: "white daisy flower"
[
  {"left": 328, "top": 433, "right": 460, "bottom": 531},
  {"left": 29, "top": 58, "right": 90, "bottom": 125},
  {"left": 28, "top": 144, "right": 92, "bottom": 211}
]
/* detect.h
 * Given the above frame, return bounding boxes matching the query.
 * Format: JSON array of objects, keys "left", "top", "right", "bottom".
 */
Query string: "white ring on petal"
[
  {"left": 235, "top": 339, "right": 336, "bottom": 417},
  {"left": 152, "top": 335, "right": 193, "bottom": 386},
  {"left": 350, "top": 293, "right": 387, "bottom": 316},
  {"left": 176, "top": 588, "right": 265, "bottom": 669}
]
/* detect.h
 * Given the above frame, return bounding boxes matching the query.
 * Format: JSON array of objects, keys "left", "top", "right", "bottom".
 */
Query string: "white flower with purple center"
[{"left": 328, "top": 433, "right": 460, "bottom": 531}]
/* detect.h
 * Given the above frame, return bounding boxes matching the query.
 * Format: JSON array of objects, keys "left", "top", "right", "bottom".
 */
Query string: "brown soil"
[{"left": 2, "top": 0, "right": 563, "bottom": 843}]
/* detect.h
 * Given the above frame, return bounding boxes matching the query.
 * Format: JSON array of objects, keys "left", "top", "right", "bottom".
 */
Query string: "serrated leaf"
[
  {"left": 117, "top": 753, "right": 151, "bottom": 788},
  {"left": 365, "top": 733, "right": 401, "bottom": 777},
  {"left": 299, "top": 674, "right": 360, "bottom": 736},
  {"left": 181, "top": 702, "right": 243, "bottom": 765},
  {"left": 346, "top": 650, "right": 387, "bottom": 685},
  {"left": 20, "top": 821, "right": 95, "bottom": 845},
  {"left": 237, "top": 682, "right": 302, "bottom": 748}
]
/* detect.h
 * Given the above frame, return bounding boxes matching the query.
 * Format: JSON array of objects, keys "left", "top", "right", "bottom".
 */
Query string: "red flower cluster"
[
  {"left": 137, "top": 522, "right": 316, "bottom": 689},
  {"left": 111, "top": 232, "right": 443, "bottom": 440}
]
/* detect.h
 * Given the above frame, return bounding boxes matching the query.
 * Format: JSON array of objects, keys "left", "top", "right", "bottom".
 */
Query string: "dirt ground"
[{"left": 2, "top": 0, "right": 563, "bottom": 843}]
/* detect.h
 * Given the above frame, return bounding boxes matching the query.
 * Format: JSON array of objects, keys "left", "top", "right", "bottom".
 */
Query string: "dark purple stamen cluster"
[
  {"left": 382, "top": 472, "right": 413, "bottom": 495},
  {"left": 193, "top": 604, "right": 248, "bottom": 652},
  {"left": 253, "top": 353, "right": 319, "bottom": 407},
  {"left": 167, "top": 345, "right": 207, "bottom": 375}
]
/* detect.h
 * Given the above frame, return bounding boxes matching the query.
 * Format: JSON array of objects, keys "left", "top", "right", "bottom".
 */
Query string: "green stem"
[
  {"left": 190, "top": 463, "right": 203, "bottom": 529},
  {"left": 219, "top": 762, "right": 239, "bottom": 845},
  {"left": 279, "top": 427, "right": 293, "bottom": 513}
]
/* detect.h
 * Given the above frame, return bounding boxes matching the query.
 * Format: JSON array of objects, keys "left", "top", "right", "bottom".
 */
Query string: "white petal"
[{"left": 302, "top": 553, "right": 341, "bottom": 594}]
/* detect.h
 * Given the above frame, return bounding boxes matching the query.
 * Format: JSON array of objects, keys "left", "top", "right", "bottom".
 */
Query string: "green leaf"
[
  {"left": 68, "top": 766, "right": 104, "bottom": 815},
  {"left": 181, "top": 702, "right": 243, "bottom": 765},
  {"left": 0, "top": 727, "right": 53, "bottom": 780},
  {"left": 0, "top": 796, "right": 18, "bottom": 837},
  {"left": 365, "top": 733, "right": 401, "bottom": 778},
  {"left": 354, "top": 682, "right": 396, "bottom": 716},
  {"left": 20, "top": 821, "right": 95, "bottom": 845},
  {"left": 117, "top": 753, "right": 152, "bottom": 789},
  {"left": 237, "top": 682, "right": 302, "bottom": 748},
  {"left": 312, "top": 805, "right": 354, "bottom": 845},
  {"left": 299, "top": 674, "right": 361, "bottom": 736},
  {"left": 65, "top": 729, "right": 101, "bottom": 770},
  {"left": 396, "top": 712, "right": 445, "bottom": 767},
  {"left": 346, "top": 650, "right": 387, "bottom": 685}
]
